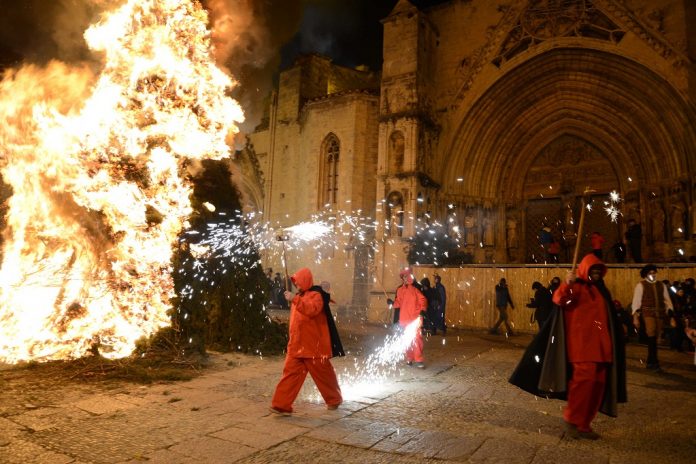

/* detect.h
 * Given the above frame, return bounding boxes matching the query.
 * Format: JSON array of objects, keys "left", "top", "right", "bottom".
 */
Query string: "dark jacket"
[
  {"left": 527, "top": 282, "right": 553, "bottom": 326},
  {"left": 495, "top": 284, "right": 514, "bottom": 308}
]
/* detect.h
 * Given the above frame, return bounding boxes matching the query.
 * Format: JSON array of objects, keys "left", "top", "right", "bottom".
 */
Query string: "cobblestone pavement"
[{"left": 1, "top": 325, "right": 694, "bottom": 464}]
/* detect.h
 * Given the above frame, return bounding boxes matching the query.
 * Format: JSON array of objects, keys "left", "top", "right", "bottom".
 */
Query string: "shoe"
[
  {"left": 507, "top": 331, "right": 515, "bottom": 337},
  {"left": 413, "top": 362, "right": 425, "bottom": 369},
  {"left": 406, "top": 360, "right": 413, "bottom": 366},
  {"left": 326, "top": 403, "right": 341, "bottom": 410},
  {"left": 269, "top": 406, "right": 291, "bottom": 416},
  {"left": 579, "top": 430, "right": 601, "bottom": 440},
  {"left": 564, "top": 421, "right": 580, "bottom": 440}
]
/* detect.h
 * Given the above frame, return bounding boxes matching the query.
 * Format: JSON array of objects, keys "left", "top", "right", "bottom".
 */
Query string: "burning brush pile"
[{"left": 0, "top": 0, "right": 258, "bottom": 364}]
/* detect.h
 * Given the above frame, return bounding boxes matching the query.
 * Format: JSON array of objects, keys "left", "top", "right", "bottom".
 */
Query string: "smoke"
[
  {"left": 203, "top": 0, "right": 304, "bottom": 138},
  {"left": 0, "top": 0, "right": 393, "bottom": 138},
  {"left": 0, "top": 0, "right": 107, "bottom": 65}
]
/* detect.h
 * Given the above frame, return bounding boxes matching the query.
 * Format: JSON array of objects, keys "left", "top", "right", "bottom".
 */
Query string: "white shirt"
[{"left": 631, "top": 280, "right": 674, "bottom": 314}]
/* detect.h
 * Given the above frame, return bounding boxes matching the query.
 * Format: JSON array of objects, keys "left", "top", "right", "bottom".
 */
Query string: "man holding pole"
[
  {"left": 509, "top": 188, "right": 626, "bottom": 440},
  {"left": 553, "top": 254, "right": 626, "bottom": 439},
  {"left": 270, "top": 267, "right": 342, "bottom": 415}
]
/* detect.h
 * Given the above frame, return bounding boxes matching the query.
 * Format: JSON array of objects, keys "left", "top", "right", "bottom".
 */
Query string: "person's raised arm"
[{"left": 290, "top": 291, "right": 324, "bottom": 318}]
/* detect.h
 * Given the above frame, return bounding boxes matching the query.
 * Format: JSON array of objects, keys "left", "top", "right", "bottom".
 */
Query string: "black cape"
[
  {"left": 509, "top": 280, "right": 627, "bottom": 417},
  {"left": 310, "top": 286, "right": 345, "bottom": 358}
]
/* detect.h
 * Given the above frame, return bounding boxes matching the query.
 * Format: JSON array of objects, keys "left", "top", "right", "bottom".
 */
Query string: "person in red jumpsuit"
[
  {"left": 270, "top": 267, "right": 342, "bottom": 415},
  {"left": 553, "top": 254, "right": 614, "bottom": 439},
  {"left": 393, "top": 268, "right": 427, "bottom": 368}
]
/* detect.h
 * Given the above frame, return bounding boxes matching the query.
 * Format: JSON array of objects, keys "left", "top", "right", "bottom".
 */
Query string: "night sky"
[{"left": 0, "top": 0, "right": 451, "bottom": 130}]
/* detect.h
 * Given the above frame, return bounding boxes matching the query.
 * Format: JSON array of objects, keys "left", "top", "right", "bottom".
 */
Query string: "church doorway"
[{"left": 522, "top": 135, "right": 621, "bottom": 263}]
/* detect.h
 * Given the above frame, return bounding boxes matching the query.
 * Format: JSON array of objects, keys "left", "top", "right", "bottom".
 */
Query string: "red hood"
[
  {"left": 577, "top": 253, "right": 607, "bottom": 281},
  {"left": 291, "top": 267, "right": 313, "bottom": 292},
  {"left": 399, "top": 268, "right": 414, "bottom": 285}
]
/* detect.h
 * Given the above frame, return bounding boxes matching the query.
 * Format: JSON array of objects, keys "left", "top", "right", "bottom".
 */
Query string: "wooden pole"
[
  {"left": 571, "top": 187, "right": 596, "bottom": 271},
  {"left": 277, "top": 235, "right": 291, "bottom": 291}
]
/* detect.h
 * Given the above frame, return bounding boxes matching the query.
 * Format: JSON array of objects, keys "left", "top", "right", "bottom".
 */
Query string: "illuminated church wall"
[{"left": 239, "top": 0, "right": 696, "bottom": 318}]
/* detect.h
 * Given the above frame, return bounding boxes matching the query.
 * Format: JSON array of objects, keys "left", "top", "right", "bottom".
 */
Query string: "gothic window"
[
  {"left": 320, "top": 134, "right": 340, "bottom": 207},
  {"left": 388, "top": 131, "right": 405, "bottom": 174}
]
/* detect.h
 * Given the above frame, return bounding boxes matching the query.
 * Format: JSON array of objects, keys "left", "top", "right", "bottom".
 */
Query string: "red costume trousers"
[
  {"left": 564, "top": 362, "right": 608, "bottom": 432},
  {"left": 403, "top": 319, "right": 424, "bottom": 362},
  {"left": 271, "top": 356, "right": 342, "bottom": 412}
]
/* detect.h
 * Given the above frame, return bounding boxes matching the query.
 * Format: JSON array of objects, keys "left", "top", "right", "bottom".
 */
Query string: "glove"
[
  {"left": 386, "top": 299, "right": 394, "bottom": 306},
  {"left": 420, "top": 310, "right": 426, "bottom": 317}
]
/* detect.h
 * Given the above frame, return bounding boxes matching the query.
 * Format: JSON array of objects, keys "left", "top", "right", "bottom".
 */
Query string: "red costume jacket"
[
  {"left": 286, "top": 268, "right": 332, "bottom": 358},
  {"left": 393, "top": 277, "right": 427, "bottom": 327},
  {"left": 553, "top": 254, "right": 612, "bottom": 363}
]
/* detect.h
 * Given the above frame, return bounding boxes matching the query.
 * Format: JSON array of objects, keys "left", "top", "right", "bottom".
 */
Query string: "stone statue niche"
[
  {"left": 463, "top": 208, "right": 478, "bottom": 246},
  {"left": 482, "top": 209, "right": 495, "bottom": 247},
  {"left": 506, "top": 209, "right": 519, "bottom": 249},
  {"left": 651, "top": 202, "right": 666, "bottom": 243},
  {"left": 386, "top": 191, "right": 404, "bottom": 238},
  {"left": 670, "top": 201, "right": 686, "bottom": 241}
]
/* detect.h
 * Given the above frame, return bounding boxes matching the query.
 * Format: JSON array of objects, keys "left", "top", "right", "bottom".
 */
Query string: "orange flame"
[{"left": 0, "top": 0, "right": 244, "bottom": 363}]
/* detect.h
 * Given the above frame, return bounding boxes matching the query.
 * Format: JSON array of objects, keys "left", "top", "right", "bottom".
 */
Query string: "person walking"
[
  {"left": 433, "top": 275, "right": 447, "bottom": 335},
  {"left": 509, "top": 254, "right": 626, "bottom": 441},
  {"left": 553, "top": 254, "right": 626, "bottom": 439},
  {"left": 631, "top": 264, "right": 673, "bottom": 371},
  {"left": 490, "top": 278, "right": 515, "bottom": 336},
  {"left": 527, "top": 281, "right": 553, "bottom": 331},
  {"left": 392, "top": 268, "right": 427, "bottom": 368},
  {"left": 270, "top": 267, "right": 342, "bottom": 415}
]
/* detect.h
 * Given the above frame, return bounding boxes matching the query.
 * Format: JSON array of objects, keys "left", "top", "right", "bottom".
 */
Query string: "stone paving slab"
[
  {"left": 169, "top": 436, "right": 257, "bottom": 463},
  {"left": 1, "top": 329, "right": 695, "bottom": 463}
]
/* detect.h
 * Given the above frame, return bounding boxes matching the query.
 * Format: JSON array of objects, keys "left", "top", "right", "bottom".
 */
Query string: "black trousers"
[{"left": 647, "top": 336, "right": 659, "bottom": 367}]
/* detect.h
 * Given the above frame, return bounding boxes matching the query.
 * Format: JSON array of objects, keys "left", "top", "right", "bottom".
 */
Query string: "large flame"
[{"left": 0, "top": 0, "right": 244, "bottom": 363}]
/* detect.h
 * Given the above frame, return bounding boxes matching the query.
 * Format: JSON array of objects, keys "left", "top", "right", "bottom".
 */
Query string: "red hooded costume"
[
  {"left": 271, "top": 268, "right": 342, "bottom": 413},
  {"left": 553, "top": 254, "right": 613, "bottom": 433},
  {"left": 393, "top": 269, "right": 427, "bottom": 363}
]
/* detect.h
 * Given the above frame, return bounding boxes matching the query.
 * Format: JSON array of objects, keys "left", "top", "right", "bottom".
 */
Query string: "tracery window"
[{"left": 320, "top": 134, "right": 340, "bottom": 207}]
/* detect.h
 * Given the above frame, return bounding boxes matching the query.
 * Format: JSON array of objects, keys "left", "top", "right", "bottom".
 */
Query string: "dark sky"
[
  {"left": 280, "top": 0, "right": 450, "bottom": 70},
  {"left": 0, "top": 0, "right": 451, "bottom": 130}
]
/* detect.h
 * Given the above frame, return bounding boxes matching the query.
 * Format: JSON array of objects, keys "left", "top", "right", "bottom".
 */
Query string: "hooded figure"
[
  {"left": 270, "top": 268, "right": 342, "bottom": 414},
  {"left": 509, "top": 254, "right": 626, "bottom": 440},
  {"left": 527, "top": 281, "right": 553, "bottom": 331},
  {"left": 393, "top": 268, "right": 427, "bottom": 367}
]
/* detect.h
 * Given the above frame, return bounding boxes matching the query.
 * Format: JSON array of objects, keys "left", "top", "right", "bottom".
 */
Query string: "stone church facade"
[{"left": 237, "top": 0, "right": 696, "bottom": 314}]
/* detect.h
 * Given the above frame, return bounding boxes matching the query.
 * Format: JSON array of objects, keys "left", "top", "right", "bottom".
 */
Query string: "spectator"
[
  {"left": 433, "top": 275, "right": 447, "bottom": 335},
  {"left": 625, "top": 220, "right": 643, "bottom": 263},
  {"left": 490, "top": 278, "right": 515, "bottom": 336},
  {"left": 590, "top": 231, "right": 605, "bottom": 260},
  {"left": 548, "top": 240, "right": 561, "bottom": 264},
  {"left": 538, "top": 223, "right": 554, "bottom": 262},
  {"left": 420, "top": 277, "right": 440, "bottom": 336},
  {"left": 631, "top": 265, "right": 673, "bottom": 372}
]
